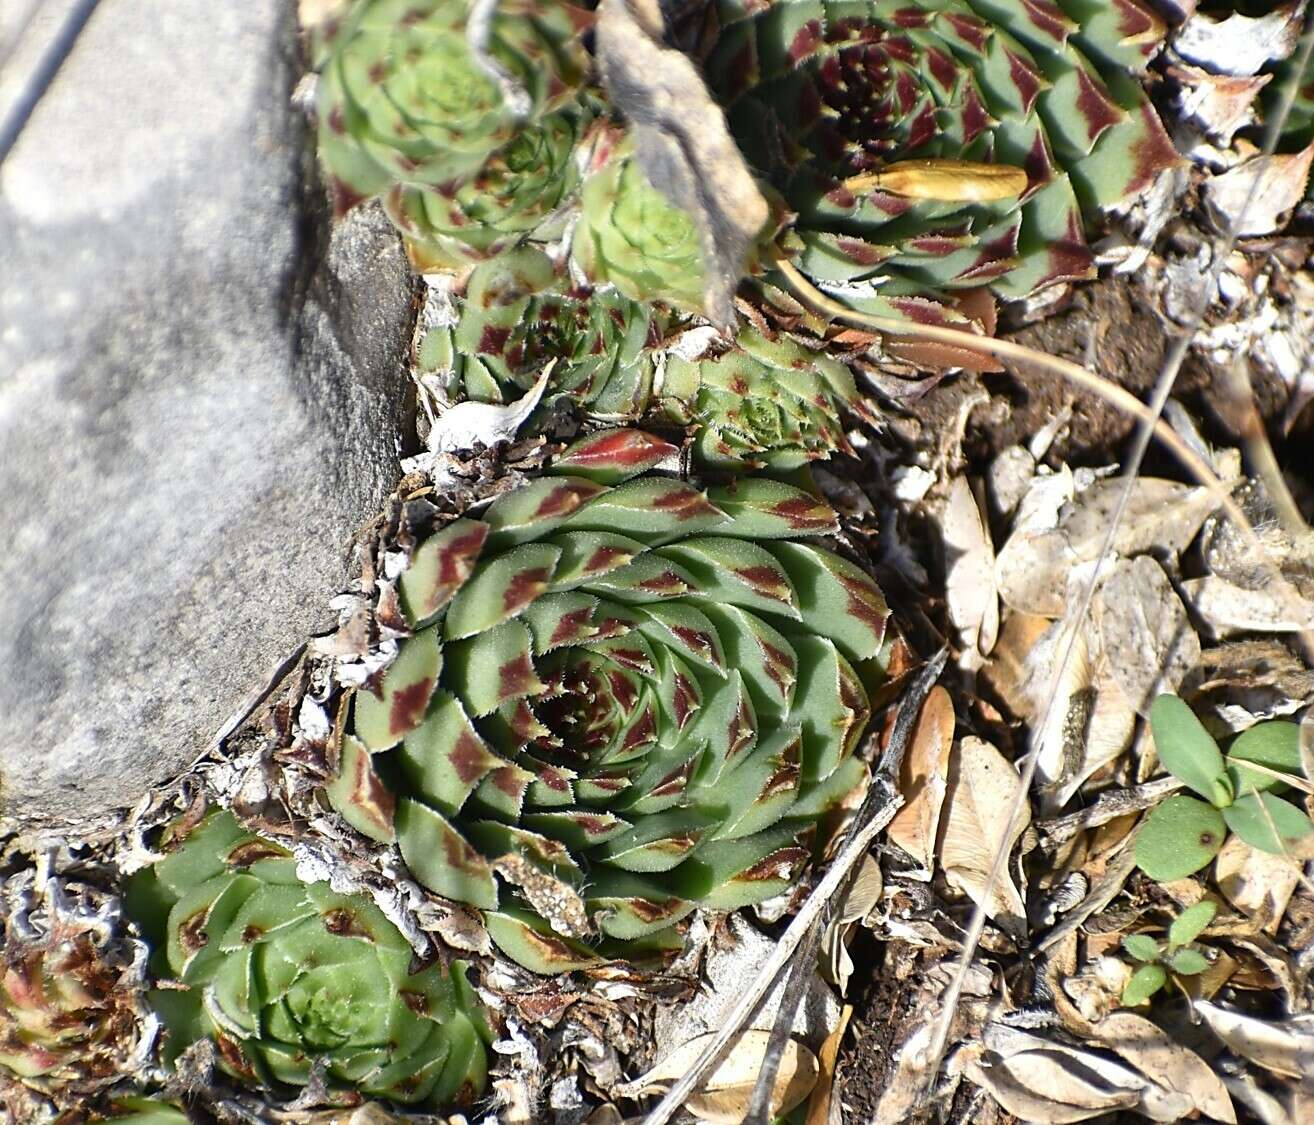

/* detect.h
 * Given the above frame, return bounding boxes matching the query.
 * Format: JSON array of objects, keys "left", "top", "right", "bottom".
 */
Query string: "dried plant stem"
[
  {"left": 638, "top": 648, "right": 948, "bottom": 1125},
  {"left": 1035, "top": 776, "right": 1184, "bottom": 847}
]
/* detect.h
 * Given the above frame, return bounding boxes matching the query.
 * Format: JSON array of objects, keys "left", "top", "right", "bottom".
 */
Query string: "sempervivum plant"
[
  {"left": 125, "top": 811, "right": 490, "bottom": 1108},
  {"left": 314, "top": 0, "right": 589, "bottom": 245},
  {"left": 328, "top": 433, "right": 890, "bottom": 973},
  {"left": 706, "top": 0, "right": 1180, "bottom": 328},
  {"left": 658, "top": 326, "right": 866, "bottom": 470},
  {"left": 422, "top": 249, "right": 863, "bottom": 467},
  {"left": 572, "top": 139, "right": 723, "bottom": 315},
  {"left": 0, "top": 875, "right": 144, "bottom": 1097},
  {"left": 421, "top": 247, "right": 662, "bottom": 419}
]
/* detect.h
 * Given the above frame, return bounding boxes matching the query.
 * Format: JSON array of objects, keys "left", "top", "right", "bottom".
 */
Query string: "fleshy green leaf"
[
  {"left": 354, "top": 629, "right": 443, "bottom": 752},
  {"left": 1226, "top": 721, "right": 1303, "bottom": 795},
  {"left": 1222, "top": 792, "right": 1314, "bottom": 856},
  {"left": 1167, "top": 948, "right": 1210, "bottom": 976},
  {"left": 1121, "top": 963, "right": 1168, "bottom": 1006},
  {"left": 1121, "top": 934, "right": 1161, "bottom": 963},
  {"left": 1134, "top": 795, "right": 1227, "bottom": 881},
  {"left": 1149, "top": 694, "right": 1232, "bottom": 807},
  {"left": 1168, "top": 900, "right": 1217, "bottom": 947}
]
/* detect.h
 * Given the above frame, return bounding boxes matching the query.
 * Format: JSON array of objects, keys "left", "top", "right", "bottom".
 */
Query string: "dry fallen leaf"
[
  {"left": 937, "top": 736, "right": 1031, "bottom": 934},
  {"left": 595, "top": 0, "right": 769, "bottom": 328},
  {"left": 1204, "top": 143, "right": 1314, "bottom": 237},
  {"left": 1181, "top": 575, "right": 1314, "bottom": 636},
  {"left": 887, "top": 685, "right": 954, "bottom": 869},
  {"left": 939, "top": 476, "right": 999, "bottom": 662},
  {"left": 1175, "top": 2, "right": 1307, "bottom": 76},
  {"left": 616, "top": 1029, "right": 819, "bottom": 1123},
  {"left": 967, "top": 1038, "right": 1142, "bottom": 1123},
  {"left": 1024, "top": 618, "right": 1136, "bottom": 810},
  {"left": 1196, "top": 1002, "right": 1314, "bottom": 1078},
  {"left": 1215, "top": 835, "right": 1300, "bottom": 934},
  {"left": 1095, "top": 556, "right": 1201, "bottom": 715},
  {"left": 1090, "top": 1010, "right": 1236, "bottom": 1124},
  {"left": 804, "top": 1004, "right": 852, "bottom": 1125},
  {"left": 1172, "top": 64, "right": 1271, "bottom": 144}
]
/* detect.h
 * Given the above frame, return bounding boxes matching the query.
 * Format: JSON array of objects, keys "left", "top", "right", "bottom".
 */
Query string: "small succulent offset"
[
  {"left": 0, "top": 876, "right": 144, "bottom": 1096},
  {"left": 706, "top": 0, "right": 1180, "bottom": 330},
  {"left": 424, "top": 248, "right": 865, "bottom": 468},
  {"left": 314, "top": 0, "right": 590, "bottom": 260},
  {"left": 126, "top": 811, "right": 490, "bottom": 1108},
  {"left": 1119, "top": 899, "right": 1217, "bottom": 1007},
  {"left": 97, "top": 1095, "right": 191, "bottom": 1124},
  {"left": 328, "top": 432, "right": 890, "bottom": 973},
  {"left": 1134, "top": 695, "right": 1314, "bottom": 882}
]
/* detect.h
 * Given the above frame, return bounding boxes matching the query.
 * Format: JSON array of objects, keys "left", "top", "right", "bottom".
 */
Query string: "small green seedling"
[
  {"left": 1120, "top": 900, "right": 1218, "bottom": 1006},
  {"left": 1135, "top": 695, "right": 1314, "bottom": 881}
]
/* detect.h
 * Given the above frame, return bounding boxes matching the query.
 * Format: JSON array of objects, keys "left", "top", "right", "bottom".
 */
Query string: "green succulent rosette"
[
  {"left": 125, "top": 812, "right": 490, "bottom": 1108},
  {"left": 328, "top": 436, "right": 890, "bottom": 973},
  {"left": 422, "top": 247, "right": 661, "bottom": 418},
  {"left": 659, "top": 328, "right": 865, "bottom": 470},
  {"left": 573, "top": 143, "right": 715, "bottom": 315},
  {"left": 315, "top": 0, "right": 589, "bottom": 214},
  {"left": 384, "top": 113, "right": 585, "bottom": 272},
  {"left": 708, "top": 0, "right": 1181, "bottom": 327}
]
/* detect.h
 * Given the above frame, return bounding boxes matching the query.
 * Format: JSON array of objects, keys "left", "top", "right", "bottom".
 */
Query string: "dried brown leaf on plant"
[
  {"left": 594, "top": 0, "right": 768, "bottom": 329},
  {"left": 937, "top": 736, "right": 1031, "bottom": 934},
  {"left": 887, "top": 685, "right": 954, "bottom": 870},
  {"left": 1095, "top": 556, "right": 1201, "bottom": 715},
  {"left": 1174, "top": 2, "right": 1307, "bottom": 76}
]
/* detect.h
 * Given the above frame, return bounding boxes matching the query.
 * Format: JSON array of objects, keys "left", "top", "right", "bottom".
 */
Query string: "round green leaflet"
[
  {"left": 1134, "top": 794, "right": 1227, "bottom": 881},
  {"left": 330, "top": 432, "right": 891, "bottom": 973},
  {"left": 125, "top": 811, "right": 491, "bottom": 1108}
]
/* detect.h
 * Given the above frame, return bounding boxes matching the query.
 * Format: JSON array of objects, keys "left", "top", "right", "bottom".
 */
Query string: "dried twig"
[
  {"left": 638, "top": 647, "right": 948, "bottom": 1125},
  {"left": 1035, "top": 777, "right": 1184, "bottom": 847}
]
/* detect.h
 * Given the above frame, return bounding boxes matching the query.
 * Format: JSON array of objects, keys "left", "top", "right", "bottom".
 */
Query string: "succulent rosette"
[
  {"left": 573, "top": 143, "right": 715, "bottom": 314},
  {"left": 126, "top": 811, "right": 490, "bottom": 1108},
  {"left": 659, "top": 327, "right": 866, "bottom": 470},
  {"left": 328, "top": 434, "right": 890, "bottom": 973},
  {"left": 707, "top": 0, "right": 1180, "bottom": 327},
  {"left": 315, "top": 0, "right": 589, "bottom": 214},
  {"left": 422, "top": 247, "right": 661, "bottom": 418},
  {"left": 384, "top": 113, "right": 585, "bottom": 272},
  {"left": 0, "top": 877, "right": 143, "bottom": 1096}
]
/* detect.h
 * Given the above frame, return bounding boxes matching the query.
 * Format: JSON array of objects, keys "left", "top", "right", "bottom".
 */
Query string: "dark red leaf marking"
[
  {"left": 498, "top": 655, "right": 538, "bottom": 701},
  {"left": 451, "top": 730, "right": 491, "bottom": 784},
  {"left": 503, "top": 566, "right": 551, "bottom": 613},
  {"left": 390, "top": 676, "right": 435, "bottom": 737}
]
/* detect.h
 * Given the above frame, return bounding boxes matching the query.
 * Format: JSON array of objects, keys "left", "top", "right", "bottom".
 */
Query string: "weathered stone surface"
[{"left": 0, "top": 2, "right": 416, "bottom": 824}]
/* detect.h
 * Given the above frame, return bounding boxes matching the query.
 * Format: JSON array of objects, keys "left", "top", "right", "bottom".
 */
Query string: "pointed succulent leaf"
[
  {"left": 399, "top": 519, "right": 489, "bottom": 628},
  {"left": 354, "top": 629, "right": 443, "bottom": 751},
  {"left": 1149, "top": 694, "right": 1232, "bottom": 807},
  {"left": 397, "top": 799, "right": 499, "bottom": 910},
  {"left": 128, "top": 810, "right": 489, "bottom": 1108},
  {"left": 326, "top": 735, "right": 397, "bottom": 843},
  {"left": 1134, "top": 795, "right": 1227, "bottom": 881},
  {"left": 484, "top": 905, "right": 603, "bottom": 974},
  {"left": 1222, "top": 793, "right": 1314, "bottom": 857},
  {"left": 554, "top": 428, "right": 680, "bottom": 483}
]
